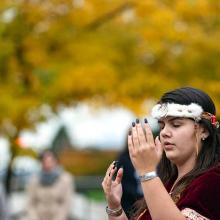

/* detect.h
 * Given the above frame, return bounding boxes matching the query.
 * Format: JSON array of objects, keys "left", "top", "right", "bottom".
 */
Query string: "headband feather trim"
[{"left": 151, "top": 103, "right": 203, "bottom": 121}]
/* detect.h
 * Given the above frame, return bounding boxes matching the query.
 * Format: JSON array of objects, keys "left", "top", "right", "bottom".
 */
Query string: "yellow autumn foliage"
[{"left": 0, "top": 0, "right": 220, "bottom": 137}]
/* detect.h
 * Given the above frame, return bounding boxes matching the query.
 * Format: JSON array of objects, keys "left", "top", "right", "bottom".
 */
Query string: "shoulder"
[
  {"left": 183, "top": 164, "right": 220, "bottom": 197},
  {"left": 200, "top": 163, "right": 220, "bottom": 177},
  {"left": 178, "top": 164, "right": 220, "bottom": 219},
  {"left": 28, "top": 174, "right": 40, "bottom": 185},
  {"left": 26, "top": 174, "right": 41, "bottom": 192},
  {"left": 59, "top": 171, "right": 73, "bottom": 183},
  {"left": 190, "top": 164, "right": 220, "bottom": 190}
]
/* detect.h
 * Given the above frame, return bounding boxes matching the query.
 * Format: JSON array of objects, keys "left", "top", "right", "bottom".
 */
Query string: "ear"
[{"left": 200, "top": 125, "right": 209, "bottom": 140}]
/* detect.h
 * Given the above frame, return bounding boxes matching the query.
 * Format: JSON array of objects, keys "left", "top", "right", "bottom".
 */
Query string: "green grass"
[{"left": 84, "top": 189, "right": 106, "bottom": 202}]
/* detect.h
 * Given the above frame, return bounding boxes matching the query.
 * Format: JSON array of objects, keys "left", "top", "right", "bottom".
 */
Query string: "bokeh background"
[{"left": 1, "top": 0, "right": 220, "bottom": 219}]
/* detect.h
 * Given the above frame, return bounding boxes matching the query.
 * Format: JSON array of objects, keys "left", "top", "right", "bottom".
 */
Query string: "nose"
[{"left": 160, "top": 124, "right": 172, "bottom": 139}]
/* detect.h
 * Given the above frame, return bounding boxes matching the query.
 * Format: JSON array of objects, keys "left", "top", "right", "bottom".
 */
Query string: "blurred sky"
[
  {"left": 20, "top": 104, "right": 135, "bottom": 151},
  {"left": 19, "top": 103, "right": 159, "bottom": 151}
]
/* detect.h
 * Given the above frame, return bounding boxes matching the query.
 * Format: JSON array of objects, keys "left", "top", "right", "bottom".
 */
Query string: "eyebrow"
[{"left": 158, "top": 117, "right": 184, "bottom": 123}]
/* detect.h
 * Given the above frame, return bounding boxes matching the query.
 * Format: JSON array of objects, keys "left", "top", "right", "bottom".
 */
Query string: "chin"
[{"left": 165, "top": 152, "right": 178, "bottom": 162}]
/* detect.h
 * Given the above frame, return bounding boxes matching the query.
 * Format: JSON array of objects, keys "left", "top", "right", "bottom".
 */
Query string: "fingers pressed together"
[
  {"left": 127, "top": 118, "right": 163, "bottom": 174},
  {"left": 128, "top": 118, "right": 155, "bottom": 154}
]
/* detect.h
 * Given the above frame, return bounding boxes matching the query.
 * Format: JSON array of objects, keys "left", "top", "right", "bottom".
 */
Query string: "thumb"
[
  {"left": 114, "top": 167, "right": 123, "bottom": 184},
  {"left": 155, "top": 136, "right": 163, "bottom": 158}
]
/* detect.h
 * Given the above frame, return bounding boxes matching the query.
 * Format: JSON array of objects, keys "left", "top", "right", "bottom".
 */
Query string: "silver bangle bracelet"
[
  {"left": 139, "top": 171, "right": 158, "bottom": 182},
  {"left": 106, "top": 206, "right": 123, "bottom": 217}
]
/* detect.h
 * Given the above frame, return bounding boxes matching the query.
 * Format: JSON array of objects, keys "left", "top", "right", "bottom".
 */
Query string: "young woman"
[{"left": 102, "top": 87, "right": 220, "bottom": 220}]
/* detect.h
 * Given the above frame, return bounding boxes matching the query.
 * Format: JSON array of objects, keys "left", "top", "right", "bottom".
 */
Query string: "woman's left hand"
[{"left": 128, "top": 120, "right": 163, "bottom": 175}]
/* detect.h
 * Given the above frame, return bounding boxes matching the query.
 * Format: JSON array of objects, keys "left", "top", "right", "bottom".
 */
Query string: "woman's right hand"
[{"left": 102, "top": 161, "right": 123, "bottom": 209}]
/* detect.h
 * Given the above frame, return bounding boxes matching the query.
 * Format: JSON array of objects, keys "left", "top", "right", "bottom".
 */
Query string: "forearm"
[{"left": 141, "top": 177, "right": 185, "bottom": 220}]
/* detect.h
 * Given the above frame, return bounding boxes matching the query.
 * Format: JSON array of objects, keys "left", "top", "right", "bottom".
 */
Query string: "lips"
[{"left": 163, "top": 141, "right": 175, "bottom": 150}]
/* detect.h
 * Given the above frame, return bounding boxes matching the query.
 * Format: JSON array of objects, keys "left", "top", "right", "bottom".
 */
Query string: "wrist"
[
  {"left": 138, "top": 167, "right": 156, "bottom": 176},
  {"left": 107, "top": 203, "right": 121, "bottom": 210},
  {"left": 107, "top": 200, "right": 121, "bottom": 209},
  {"left": 138, "top": 170, "right": 158, "bottom": 182},
  {"left": 106, "top": 206, "right": 123, "bottom": 217}
]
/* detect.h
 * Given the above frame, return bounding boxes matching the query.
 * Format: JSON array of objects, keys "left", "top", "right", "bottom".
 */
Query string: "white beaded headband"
[{"left": 151, "top": 102, "right": 219, "bottom": 127}]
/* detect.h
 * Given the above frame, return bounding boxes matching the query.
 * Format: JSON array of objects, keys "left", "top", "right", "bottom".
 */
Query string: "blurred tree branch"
[{"left": 85, "top": 2, "right": 135, "bottom": 30}]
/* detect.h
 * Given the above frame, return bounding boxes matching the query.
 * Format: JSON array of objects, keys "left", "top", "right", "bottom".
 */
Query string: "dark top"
[{"left": 117, "top": 150, "right": 143, "bottom": 218}]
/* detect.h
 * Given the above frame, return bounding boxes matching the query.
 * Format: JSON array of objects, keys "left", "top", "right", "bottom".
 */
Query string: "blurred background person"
[
  {"left": 26, "top": 150, "right": 74, "bottom": 220},
  {"left": 116, "top": 140, "right": 143, "bottom": 219}
]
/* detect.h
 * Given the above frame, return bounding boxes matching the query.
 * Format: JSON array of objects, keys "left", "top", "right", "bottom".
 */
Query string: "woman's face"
[{"left": 158, "top": 117, "right": 202, "bottom": 166}]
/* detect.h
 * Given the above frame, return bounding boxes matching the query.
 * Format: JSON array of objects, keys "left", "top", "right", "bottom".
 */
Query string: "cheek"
[{"left": 175, "top": 130, "right": 196, "bottom": 151}]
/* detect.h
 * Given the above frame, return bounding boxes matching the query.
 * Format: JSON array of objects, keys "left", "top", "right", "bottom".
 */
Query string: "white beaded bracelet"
[
  {"left": 139, "top": 171, "right": 158, "bottom": 182},
  {"left": 106, "top": 206, "right": 123, "bottom": 217}
]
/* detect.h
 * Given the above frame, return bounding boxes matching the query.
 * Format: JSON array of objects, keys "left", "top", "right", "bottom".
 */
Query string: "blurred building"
[{"left": 51, "top": 126, "right": 73, "bottom": 154}]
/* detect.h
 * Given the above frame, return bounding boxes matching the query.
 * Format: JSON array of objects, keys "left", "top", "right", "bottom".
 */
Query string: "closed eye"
[
  {"left": 158, "top": 119, "right": 182, "bottom": 129},
  {"left": 172, "top": 123, "right": 181, "bottom": 128},
  {"left": 171, "top": 119, "right": 183, "bottom": 128}
]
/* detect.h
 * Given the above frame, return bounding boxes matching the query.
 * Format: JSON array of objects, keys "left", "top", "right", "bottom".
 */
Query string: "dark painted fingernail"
[
  {"left": 109, "top": 172, "right": 111, "bottom": 176},
  {"left": 144, "top": 118, "right": 148, "bottom": 123},
  {"left": 136, "top": 118, "right": 139, "bottom": 124},
  {"left": 113, "top": 161, "right": 118, "bottom": 165},
  {"left": 113, "top": 165, "right": 116, "bottom": 169},
  {"left": 132, "top": 122, "right": 135, "bottom": 127},
  {"left": 128, "top": 130, "right": 132, "bottom": 136}
]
